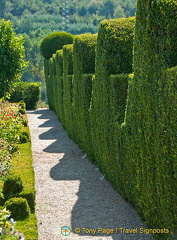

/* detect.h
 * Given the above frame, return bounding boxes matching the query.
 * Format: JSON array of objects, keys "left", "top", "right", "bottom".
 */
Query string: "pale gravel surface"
[{"left": 27, "top": 108, "right": 154, "bottom": 240}]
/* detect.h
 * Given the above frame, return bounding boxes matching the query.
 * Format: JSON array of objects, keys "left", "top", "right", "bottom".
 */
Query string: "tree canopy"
[
  {"left": 0, "top": 19, "right": 27, "bottom": 99},
  {"left": 2, "top": 0, "right": 136, "bottom": 84}
]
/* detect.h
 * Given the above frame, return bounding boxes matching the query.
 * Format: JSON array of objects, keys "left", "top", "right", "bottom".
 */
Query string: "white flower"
[{"left": 10, "top": 218, "right": 16, "bottom": 224}]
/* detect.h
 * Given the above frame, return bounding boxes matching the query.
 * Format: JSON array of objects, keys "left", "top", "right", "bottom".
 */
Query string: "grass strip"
[{"left": 8, "top": 126, "right": 38, "bottom": 240}]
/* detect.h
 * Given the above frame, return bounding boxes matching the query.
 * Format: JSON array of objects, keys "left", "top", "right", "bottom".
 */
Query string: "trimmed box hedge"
[
  {"left": 95, "top": 17, "right": 135, "bottom": 75},
  {"left": 55, "top": 50, "right": 65, "bottom": 124},
  {"left": 44, "top": 59, "right": 51, "bottom": 108},
  {"left": 63, "top": 44, "right": 74, "bottom": 137},
  {"left": 43, "top": 10, "right": 177, "bottom": 238},
  {"left": 90, "top": 17, "right": 134, "bottom": 169},
  {"left": 123, "top": 0, "right": 177, "bottom": 237},
  {"left": 72, "top": 34, "right": 97, "bottom": 149},
  {"left": 40, "top": 32, "right": 74, "bottom": 59},
  {"left": 9, "top": 82, "right": 40, "bottom": 109}
]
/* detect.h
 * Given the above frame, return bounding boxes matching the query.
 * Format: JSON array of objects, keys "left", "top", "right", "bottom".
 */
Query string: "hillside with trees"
[{"left": 1, "top": 0, "right": 136, "bottom": 90}]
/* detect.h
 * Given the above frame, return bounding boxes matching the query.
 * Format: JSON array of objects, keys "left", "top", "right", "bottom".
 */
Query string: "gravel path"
[{"left": 27, "top": 108, "right": 154, "bottom": 240}]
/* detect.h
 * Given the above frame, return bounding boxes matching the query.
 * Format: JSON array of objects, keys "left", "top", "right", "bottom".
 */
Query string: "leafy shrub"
[
  {"left": 5, "top": 197, "right": 30, "bottom": 220},
  {"left": 19, "top": 131, "right": 30, "bottom": 143},
  {"left": 0, "top": 140, "right": 12, "bottom": 180},
  {"left": 0, "top": 102, "right": 24, "bottom": 152},
  {"left": 0, "top": 19, "right": 27, "bottom": 100},
  {"left": 18, "top": 100, "right": 26, "bottom": 109},
  {"left": 40, "top": 32, "right": 74, "bottom": 59},
  {"left": 9, "top": 82, "right": 40, "bottom": 109},
  {"left": 9, "top": 83, "right": 24, "bottom": 103},
  {"left": 18, "top": 191, "right": 35, "bottom": 213},
  {"left": 0, "top": 192, "right": 5, "bottom": 206},
  {"left": 23, "top": 82, "right": 40, "bottom": 109},
  {"left": 3, "top": 175, "right": 24, "bottom": 200},
  {"left": 18, "top": 108, "right": 25, "bottom": 115},
  {"left": 0, "top": 208, "right": 25, "bottom": 239},
  {"left": 19, "top": 114, "right": 28, "bottom": 127}
]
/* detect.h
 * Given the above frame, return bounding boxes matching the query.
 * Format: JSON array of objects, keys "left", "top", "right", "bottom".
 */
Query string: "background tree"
[
  {"left": 99, "top": 0, "right": 115, "bottom": 18},
  {"left": 2, "top": 0, "right": 136, "bottom": 84},
  {"left": 0, "top": 0, "right": 6, "bottom": 19},
  {"left": 0, "top": 19, "right": 27, "bottom": 99}
]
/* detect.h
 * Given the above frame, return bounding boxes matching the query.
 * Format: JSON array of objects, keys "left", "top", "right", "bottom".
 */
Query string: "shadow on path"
[{"left": 28, "top": 109, "right": 154, "bottom": 240}]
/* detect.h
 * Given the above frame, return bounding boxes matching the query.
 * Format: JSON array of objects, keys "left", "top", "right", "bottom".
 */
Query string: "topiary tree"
[
  {"left": 0, "top": 19, "right": 27, "bottom": 99},
  {"left": 3, "top": 174, "right": 24, "bottom": 200},
  {"left": 40, "top": 32, "right": 74, "bottom": 59},
  {"left": 5, "top": 197, "right": 30, "bottom": 220}
]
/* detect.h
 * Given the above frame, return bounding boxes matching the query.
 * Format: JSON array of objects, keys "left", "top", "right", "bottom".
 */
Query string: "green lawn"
[{"left": 1, "top": 126, "right": 38, "bottom": 240}]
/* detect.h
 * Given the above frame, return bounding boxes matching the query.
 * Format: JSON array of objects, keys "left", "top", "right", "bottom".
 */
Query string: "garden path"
[{"left": 27, "top": 108, "right": 154, "bottom": 240}]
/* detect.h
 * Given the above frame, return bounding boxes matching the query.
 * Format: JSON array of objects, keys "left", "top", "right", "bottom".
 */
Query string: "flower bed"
[
  {"left": 0, "top": 208, "right": 25, "bottom": 239},
  {"left": 0, "top": 101, "right": 36, "bottom": 239},
  {"left": 0, "top": 101, "right": 27, "bottom": 179}
]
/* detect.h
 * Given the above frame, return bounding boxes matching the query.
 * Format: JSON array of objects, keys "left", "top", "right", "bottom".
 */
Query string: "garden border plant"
[{"left": 0, "top": 101, "right": 38, "bottom": 239}]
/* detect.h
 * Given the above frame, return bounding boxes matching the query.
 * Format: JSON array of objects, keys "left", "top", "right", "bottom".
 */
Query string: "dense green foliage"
[
  {"left": 0, "top": 19, "right": 26, "bottom": 99},
  {"left": 11, "top": 128, "right": 37, "bottom": 238},
  {"left": 72, "top": 34, "right": 97, "bottom": 149},
  {"left": 96, "top": 17, "right": 135, "bottom": 75},
  {"left": 0, "top": 0, "right": 6, "bottom": 19},
  {"left": 73, "top": 34, "right": 97, "bottom": 74},
  {"left": 3, "top": 0, "right": 136, "bottom": 34},
  {"left": 45, "top": 16, "right": 132, "bottom": 199},
  {"left": 5, "top": 197, "right": 31, "bottom": 220},
  {"left": 2, "top": 0, "right": 136, "bottom": 84},
  {"left": 40, "top": 32, "right": 74, "bottom": 59},
  {"left": 19, "top": 131, "right": 30, "bottom": 143},
  {"left": 122, "top": 0, "right": 177, "bottom": 236},
  {"left": 62, "top": 44, "right": 74, "bottom": 137},
  {"left": 45, "top": 4, "right": 177, "bottom": 238},
  {"left": 3, "top": 175, "right": 24, "bottom": 200},
  {"left": 9, "top": 82, "right": 40, "bottom": 109},
  {"left": 18, "top": 191, "right": 35, "bottom": 214},
  {"left": 0, "top": 103, "right": 37, "bottom": 239},
  {"left": 90, "top": 17, "right": 134, "bottom": 169}
]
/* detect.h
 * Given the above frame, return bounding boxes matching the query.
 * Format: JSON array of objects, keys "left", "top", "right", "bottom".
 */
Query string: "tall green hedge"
[
  {"left": 72, "top": 34, "right": 97, "bottom": 151},
  {"left": 96, "top": 17, "right": 135, "bottom": 75},
  {"left": 63, "top": 44, "right": 74, "bottom": 138},
  {"left": 90, "top": 17, "right": 135, "bottom": 170},
  {"left": 123, "top": 0, "right": 177, "bottom": 237},
  {"left": 49, "top": 55, "right": 56, "bottom": 112},
  {"left": 76, "top": 73, "right": 93, "bottom": 155},
  {"left": 44, "top": 10, "right": 177, "bottom": 238},
  {"left": 44, "top": 48, "right": 65, "bottom": 125},
  {"left": 56, "top": 50, "right": 65, "bottom": 124},
  {"left": 44, "top": 59, "right": 52, "bottom": 108}
]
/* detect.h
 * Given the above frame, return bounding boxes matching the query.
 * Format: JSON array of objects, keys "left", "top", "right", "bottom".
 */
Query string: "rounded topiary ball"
[
  {"left": 19, "top": 132, "right": 29, "bottom": 143},
  {"left": 5, "top": 197, "right": 30, "bottom": 220},
  {"left": 40, "top": 32, "right": 74, "bottom": 59},
  {"left": 3, "top": 175, "right": 24, "bottom": 200}
]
